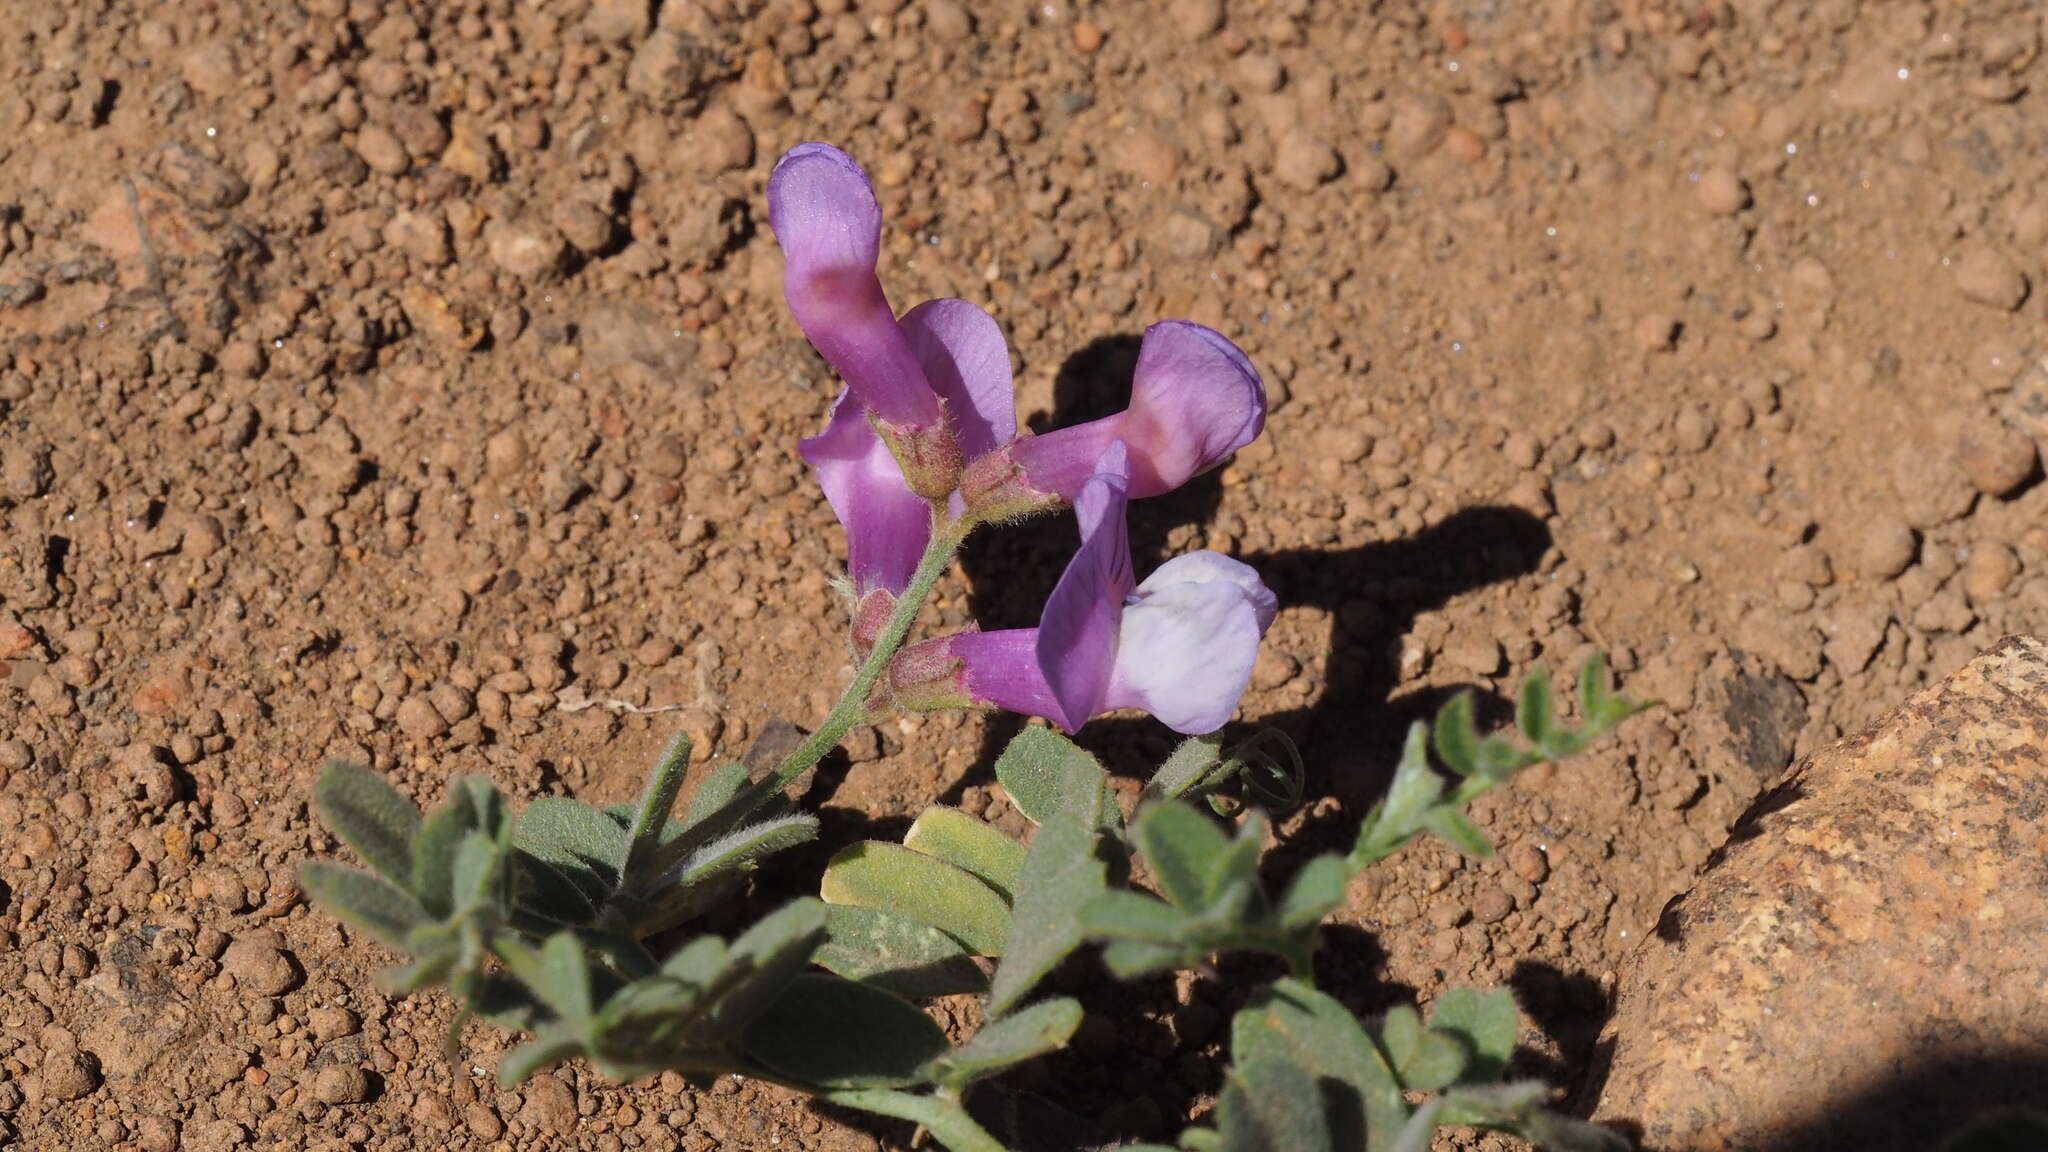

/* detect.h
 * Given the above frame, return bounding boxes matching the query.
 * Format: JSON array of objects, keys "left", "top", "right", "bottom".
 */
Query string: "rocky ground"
[{"left": 2, "top": 0, "right": 2047, "bottom": 1149}]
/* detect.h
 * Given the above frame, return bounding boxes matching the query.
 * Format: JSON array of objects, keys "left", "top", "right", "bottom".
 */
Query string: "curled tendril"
[{"left": 1204, "top": 728, "right": 1306, "bottom": 817}]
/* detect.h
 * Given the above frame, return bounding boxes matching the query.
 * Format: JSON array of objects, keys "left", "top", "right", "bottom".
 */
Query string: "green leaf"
[
  {"left": 1077, "top": 889, "right": 1194, "bottom": 944},
  {"left": 539, "top": 932, "right": 595, "bottom": 1022},
  {"left": 739, "top": 973, "right": 948, "bottom": 1089},
  {"left": 1516, "top": 665, "right": 1556, "bottom": 747},
  {"left": 683, "top": 759, "right": 752, "bottom": 827},
  {"left": 1433, "top": 694, "right": 1481, "bottom": 777},
  {"left": 986, "top": 747, "right": 1110, "bottom": 1017},
  {"left": 821, "top": 841, "right": 1012, "bottom": 956},
  {"left": 708, "top": 898, "right": 830, "bottom": 1032},
  {"left": 1100, "top": 938, "right": 1206, "bottom": 980},
  {"left": 1144, "top": 732, "right": 1226, "bottom": 804},
  {"left": 1230, "top": 978, "right": 1407, "bottom": 1151},
  {"left": 902, "top": 807, "right": 1027, "bottom": 900},
  {"left": 993, "top": 725, "right": 1119, "bottom": 828},
  {"left": 315, "top": 761, "right": 423, "bottom": 885},
  {"left": 1378, "top": 1005, "right": 1465, "bottom": 1092},
  {"left": 411, "top": 800, "right": 478, "bottom": 918},
  {"left": 661, "top": 934, "right": 728, "bottom": 985},
  {"left": 451, "top": 829, "right": 504, "bottom": 913},
  {"left": 514, "top": 798, "right": 629, "bottom": 900},
  {"left": 510, "top": 852, "right": 600, "bottom": 929},
  {"left": 1215, "top": 1058, "right": 1335, "bottom": 1152},
  {"left": 1350, "top": 723, "right": 1445, "bottom": 869},
  {"left": 622, "top": 731, "right": 691, "bottom": 885},
  {"left": 814, "top": 905, "right": 987, "bottom": 999},
  {"left": 1134, "top": 801, "right": 1230, "bottom": 909},
  {"left": 1428, "top": 987, "right": 1519, "bottom": 1082},
  {"left": 498, "top": 1032, "right": 585, "bottom": 1087},
  {"left": 925, "top": 996, "right": 1083, "bottom": 1089},
  {"left": 298, "top": 861, "right": 430, "bottom": 950},
  {"left": 1277, "top": 854, "right": 1350, "bottom": 930},
  {"left": 674, "top": 814, "right": 819, "bottom": 887},
  {"left": 1421, "top": 806, "right": 1493, "bottom": 858}
]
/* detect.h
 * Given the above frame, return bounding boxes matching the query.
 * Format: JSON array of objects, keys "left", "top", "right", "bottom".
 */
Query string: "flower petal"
[
  {"left": 1134, "top": 551, "right": 1278, "bottom": 633},
  {"left": 1033, "top": 444, "right": 1135, "bottom": 730},
  {"left": 767, "top": 144, "right": 939, "bottom": 427},
  {"left": 799, "top": 390, "right": 929, "bottom": 596},
  {"left": 1119, "top": 320, "right": 1265, "bottom": 497},
  {"left": 901, "top": 298, "right": 1015, "bottom": 461},
  {"left": 1105, "top": 568, "right": 1268, "bottom": 735},
  {"left": 947, "top": 630, "right": 1064, "bottom": 721},
  {"left": 1005, "top": 320, "right": 1263, "bottom": 501}
]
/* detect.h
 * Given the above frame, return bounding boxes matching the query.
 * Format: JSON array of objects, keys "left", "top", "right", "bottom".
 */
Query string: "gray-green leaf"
[
  {"left": 986, "top": 746, "right": 1110, "bottom": 1017},
  {"left": 925, "top": 996, "right": 1083, "bottom": 1090},
  {"left": 813, "top": 905, "right": 987, "bottom": 999},
  {"left": 298, "top": 861, "right": 429, "bottom": 950},
  {"left": 1428, "top": 987, "right": 1519, "bottom": 1083},
  {"left": 993, "top": 725, "right": 1119, "bottom": 828},
  {"left": 315, "top": 761, "right": 423, "bottom": 885},
  {"left": 739, "top": 973, "right": 948, "bottom": 1089},
  {"left": 820, "top": 841, "right": 1012, "bottom": 956},
  {"left": 902, "top": 806, "right": 1026, "bottom": 901}
]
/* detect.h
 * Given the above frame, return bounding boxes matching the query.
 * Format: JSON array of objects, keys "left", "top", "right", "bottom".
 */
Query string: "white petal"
[
  {"left": 1134, "top": 551, "right": 1277, "bottom": 632},
  {"left": 1105, "top": 578, "right": 1264, "bottom": 735}
]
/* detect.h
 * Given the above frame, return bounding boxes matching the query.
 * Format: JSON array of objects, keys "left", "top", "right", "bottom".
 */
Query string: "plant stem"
[
  {"left": 767, "top": 509, "right": 966, "bottom": 792},
  {"left": 824, "top": 1088, "right": 1012, "bottom": 1152}
]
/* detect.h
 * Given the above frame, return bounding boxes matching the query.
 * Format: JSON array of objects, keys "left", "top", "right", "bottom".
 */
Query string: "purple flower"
[
  {"left": 771, "top": 143, "right": 1016, "bottom": 497},
  {"left": 892, "top": 444, "right": 1276, "bottom": 735},
  {"left": 962, "top": 320, "right": 1265, "bottom": 518},
  {"left": 800, "top": 297, "right": 1016, "bottom": 599}
]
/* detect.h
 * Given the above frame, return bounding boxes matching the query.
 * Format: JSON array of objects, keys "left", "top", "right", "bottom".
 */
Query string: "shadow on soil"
[
  {"left": 951, "top": 332, "right": 1553, "bottom": 824},
  {"left": 1592, "top": 1052, "right": 2048, "bottom": 1152}
]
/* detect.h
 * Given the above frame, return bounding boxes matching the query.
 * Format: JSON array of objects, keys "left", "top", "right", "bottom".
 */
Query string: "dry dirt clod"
[
  {"left": 1595, "top": 636, "right": 2048, "bottom": 1151},
  {"left": 1956, "top": 421, "right": 2040, "bottom": 497},
  {"left": 34, "top": 1048, "right": 100, "bottom": 1103},
  {"left": 1953, "top": 246, "right": 2029, "bottom": 310},
  {"left": 1695, "top": 166, "right": 1749, "bottom": 214},
  {"left": 220, "top": 933, "right": 298, "bottom": 996},
  {"left": 313, "top": 1063, "right": 373, "bottom": 1105}
]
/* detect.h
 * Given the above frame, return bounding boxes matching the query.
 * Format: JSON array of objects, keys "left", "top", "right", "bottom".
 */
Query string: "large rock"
[{"left": 1591, "top": 635, "right": 2048, "bottom": 1150}]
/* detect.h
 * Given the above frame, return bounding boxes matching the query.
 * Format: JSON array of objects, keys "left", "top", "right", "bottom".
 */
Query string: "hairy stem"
[
  {"left": 824, "top": 1088, "right": 1012, "bottom": 1152},
  {"left": 768, "top": 509, "right": 966, "bottom": 792}
]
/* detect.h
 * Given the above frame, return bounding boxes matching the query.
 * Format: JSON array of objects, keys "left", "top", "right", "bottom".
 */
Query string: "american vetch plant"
[{"left": 302, "top": 142, "right": 1644, "bottom": 1152}]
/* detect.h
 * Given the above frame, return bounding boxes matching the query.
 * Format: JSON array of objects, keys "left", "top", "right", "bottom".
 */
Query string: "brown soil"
[{"left": 2, "top": 0, "right": 2045, "bottom": 1149}]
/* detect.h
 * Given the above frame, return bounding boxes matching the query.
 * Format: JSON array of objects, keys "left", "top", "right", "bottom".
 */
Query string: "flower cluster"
[{"left": 767, "top": 142, "right": 1274, "bottom": 735}]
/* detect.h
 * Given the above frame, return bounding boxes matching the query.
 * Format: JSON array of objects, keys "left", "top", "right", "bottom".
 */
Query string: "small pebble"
[
  {"left": 1963, "top": 542, "right": 2021, "bottom": 602},
  {"left": 1695, "top": 166, "right": 1749, "bottom": 214},
  {"left": 1169, "top": 0, "right": 1224, "bottom": 38},
  {"left": 314, "top": 1064, "right": 373, "bottom": 1105},
  {"left": 1956, "top": 422, "right": 2039, "bottom": 497},
  {"left": 41, "top": 1050, "right": 100, "bottom": 1101},
  {"left": 1954, "top": 247, "right": 2029, "bottom": 311},
  {"left": 1473, "top": 886, "right": 1514, "bottom": 924},
  {"left": 1855, "top": 517, "right": 1918, "bottom": 581},
  {"left": 221, "top": 933, "right": 298, "bottom": 996},
  {"left": 1507, "top": 842, "right": 1550, "bottom": 884},
  {"left": 1273, "top": 133, "right": 1341, "bottom": 189}
]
